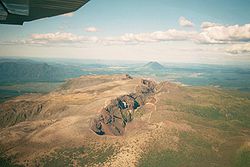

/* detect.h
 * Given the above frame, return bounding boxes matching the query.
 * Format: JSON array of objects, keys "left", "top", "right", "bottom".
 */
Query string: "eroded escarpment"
[{"left": 90, "top": 79, "right": 157, "bottom": 136}]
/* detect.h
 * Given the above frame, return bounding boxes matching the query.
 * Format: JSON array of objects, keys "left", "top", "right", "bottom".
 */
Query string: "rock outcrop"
[
  {"left": 123, "top": 74, "right": 133, "bottom": 80},
  {"left": 90, "top": 79, "right": 157, "bottom": 136}
]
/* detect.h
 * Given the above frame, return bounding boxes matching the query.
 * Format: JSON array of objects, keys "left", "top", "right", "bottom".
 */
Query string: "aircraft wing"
[{"left": 0, "top": 0, "right": 90, "bottom": 25}]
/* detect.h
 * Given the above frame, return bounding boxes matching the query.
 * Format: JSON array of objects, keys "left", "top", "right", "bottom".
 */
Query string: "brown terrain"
[{"left": 0, "top": 74, "right": 249, "bottom": 167}]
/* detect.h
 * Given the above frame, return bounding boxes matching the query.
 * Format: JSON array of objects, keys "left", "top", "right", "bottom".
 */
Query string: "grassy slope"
[
  {"left": 138, "top": 85, "right": 250, "bottom": 167},
  {"left": 38, "top": 144, "right": 116, "bottom": 167},
  {"left": 0, "top": 82, "right": 63, "bottom": 103}
]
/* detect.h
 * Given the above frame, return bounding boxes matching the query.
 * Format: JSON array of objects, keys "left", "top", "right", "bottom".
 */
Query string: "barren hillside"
[{"left": 0, "top": 74, "right": 249, "bottom": 167}]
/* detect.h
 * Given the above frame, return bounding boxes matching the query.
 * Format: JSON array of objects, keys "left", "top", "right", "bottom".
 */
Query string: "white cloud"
[
  {"left": 103, "top": 22, "right": 250, "bottom": 45},
  {"left": 2, "top": 21, "right": 250, "bottom": 57},
  {"left": 179, "top": 16, "right": 194, "bottom": 27},
  {"left": 198, "top": 23, "right": 250, "bottom": 44},
  {"left": 31, "top": 32, "right": 83, "bottom": 43},
  {"left": 119, "top": 29, "right": 198, "bottom": 43},
  {"left": 2, "top": 29, "right": 198, "bottom": 46},
  {"left": 85, "top": 27, "right": 98, "bottom": 32},
  {"left": 201, "top": 22, "right": 221, "bottom": 29},
  {"left": 62, "top": 12, "right": 74, "bottom": 17},
  {"left": 99, "top": 29, "right": 198, "bottom": 45},
  {"left": 8, "top": 32, "right": 99, "bottom": 46},
  {"left": 226, "top": 43, "right": 250, "bottom": 54}
]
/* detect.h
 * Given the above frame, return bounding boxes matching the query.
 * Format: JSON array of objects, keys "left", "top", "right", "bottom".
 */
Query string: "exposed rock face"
[{"left": 90, "top": 79, "right": 157, "bottom": 136}]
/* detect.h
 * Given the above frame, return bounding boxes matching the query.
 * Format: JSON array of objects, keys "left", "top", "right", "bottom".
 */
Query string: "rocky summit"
[{"left": 91, "top": 79, "right": 157, "bottom": 136}]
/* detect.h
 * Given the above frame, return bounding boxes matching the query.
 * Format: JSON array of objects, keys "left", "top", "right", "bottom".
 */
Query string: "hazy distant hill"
[
  {"left": 137, "top": 61, "right": 166, "bottom": 71},
  {"left": 0, "top": 60, "right": 86, "bottom": 83}
]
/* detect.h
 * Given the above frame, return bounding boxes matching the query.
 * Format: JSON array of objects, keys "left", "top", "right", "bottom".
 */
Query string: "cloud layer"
[
  {"left": 226, "top": 43, "right": 250, "bottom": 54},
  {"left": 2, "top": 19, "right": 250, "bottom": 55},
  {"left": 179, "top": 16, "right": 194, "bottom": 27},
  {"left": 117, "top": 29, "right": 198, "bottom": 44},
  {"left": 14, "top": 32, "right": 99, "bottom": 46},
  {"left": 16, "top": 23, "right": 250, "bottom": 45},
  {"left": 199, "top": 23, "right": 250, "bottom": 44},
  {"left": 200, "top": 22, "right": 221, "bottom": 29},
  {"left": 85, "top": 27, "right": 98, "bottom": 32}
]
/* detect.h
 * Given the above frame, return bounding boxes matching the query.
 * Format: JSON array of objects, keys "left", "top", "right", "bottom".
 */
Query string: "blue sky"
[{"left": 0, "top": 0, "right": 250, "bottom": 64}]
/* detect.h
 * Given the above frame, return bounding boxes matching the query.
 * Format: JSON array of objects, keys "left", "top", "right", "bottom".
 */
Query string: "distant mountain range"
[
  {"left": 0, "top": 59, "right": 169, "bottom": 83},
  {"left": 0, "top": 60, "right": 86, "bottom": 83}
]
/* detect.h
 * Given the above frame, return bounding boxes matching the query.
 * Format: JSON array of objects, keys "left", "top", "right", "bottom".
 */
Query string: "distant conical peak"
[{"left": 143, "top": 61, "right": 165, "bottom": 70}]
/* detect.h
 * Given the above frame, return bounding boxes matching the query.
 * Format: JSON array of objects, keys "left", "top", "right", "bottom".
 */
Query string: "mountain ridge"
[{"left": 0, "top": 74, "right": 249, "bottom": 167}]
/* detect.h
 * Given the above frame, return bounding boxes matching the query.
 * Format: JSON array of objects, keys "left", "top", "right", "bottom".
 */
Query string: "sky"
[{"left": 0, "top": 0, "right": 250, "bottom": 65}]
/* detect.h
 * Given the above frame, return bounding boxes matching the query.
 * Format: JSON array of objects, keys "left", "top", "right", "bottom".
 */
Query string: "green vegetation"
[
  {"left": 166, "top": 100, "right": 224, "bottom": 120},
  {"left": 0, "top": 155, "right": 23, "bottom": 167},
  {"left": 138, "top": 149, "right": 183, "bottom": 167},
  {"left": 138, "top": 131, "right": 216, "bottom": 167},
  {"left": 179, "top": 132, "right": 212, "bottom": 149},
  {"left": 234, "top": 147, "right": 250, "bottom": 167},
  {"left": 139, "top": 85, "right": 250, "bottom": 167},
  {"left": 163, "top": 87, "right": 250, "bottom": 128},
  {"left": 39, "top": 145, "right": 116, "bottom": 167},
  {"left": 165, "top": 98, "right": 223, "bottom": 120}
]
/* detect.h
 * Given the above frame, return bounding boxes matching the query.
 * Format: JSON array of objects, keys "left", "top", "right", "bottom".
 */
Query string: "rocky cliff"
[{"left": 90, "top": 79, "right": 157, "bottom": 136}]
